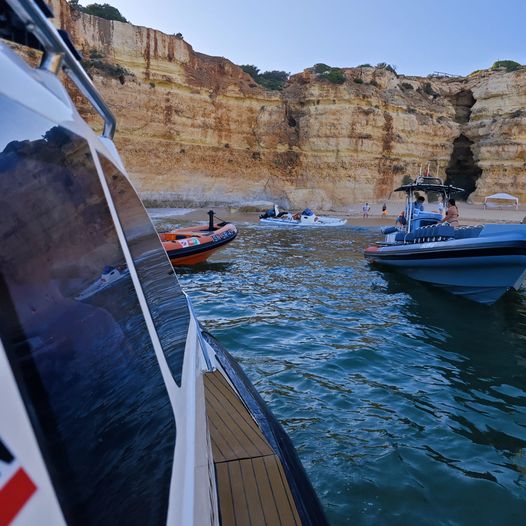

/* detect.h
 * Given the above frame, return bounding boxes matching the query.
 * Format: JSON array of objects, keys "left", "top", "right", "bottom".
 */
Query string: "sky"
[{"left": 82, "top": 0, "right": 526, "bottom": 77}]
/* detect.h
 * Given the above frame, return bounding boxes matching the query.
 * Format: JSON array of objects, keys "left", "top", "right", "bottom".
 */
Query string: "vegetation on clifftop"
[
  {"left": 376, "top": 62, "right": 398, "bottom": 75},
  {"left": 240, "top": 65, "right": 289, "bottom": 90},
  {"left": 313, "top": 63, "right": 346, "bottom": 84},
  {"left": 491, "top": 60, "right": 522, "bottom": 72},
  {"left": 470, "top": 60, "right": 524, "bottom": 76},
  {"left": 68, "top": 1, "right": 128, "bottom": 23}
]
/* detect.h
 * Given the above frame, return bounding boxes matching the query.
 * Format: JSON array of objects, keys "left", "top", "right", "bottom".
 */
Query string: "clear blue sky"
[{"left": 83, "top": 0, "right": 526, "bottom": 76}]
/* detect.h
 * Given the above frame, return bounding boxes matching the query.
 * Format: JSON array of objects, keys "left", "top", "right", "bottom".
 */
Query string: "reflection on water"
[{"left": 165, "top": 220, "right": 526, "bottom": 525}]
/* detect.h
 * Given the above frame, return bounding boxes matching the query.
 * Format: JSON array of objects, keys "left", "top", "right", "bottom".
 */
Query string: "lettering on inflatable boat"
[{"left": 212, "top": 230, "right": 234, "bottom": 242}]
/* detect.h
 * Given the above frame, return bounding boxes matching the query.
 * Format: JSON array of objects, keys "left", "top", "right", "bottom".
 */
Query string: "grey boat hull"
[{"left": 365, "top": 225, "right": 526, "bottom": 304}]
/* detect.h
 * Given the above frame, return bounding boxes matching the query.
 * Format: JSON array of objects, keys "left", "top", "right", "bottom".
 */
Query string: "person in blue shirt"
[
  {"left": 396, "top": 210, "right": 407, "bottom": 226},
  {"left": 413, "top": 196, "right": 425, "bottom": 212}
]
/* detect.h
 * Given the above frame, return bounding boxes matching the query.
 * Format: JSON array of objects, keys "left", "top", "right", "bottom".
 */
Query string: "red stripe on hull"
[{"left": 0, "top": 468, "right": 37, "bottom": 526}]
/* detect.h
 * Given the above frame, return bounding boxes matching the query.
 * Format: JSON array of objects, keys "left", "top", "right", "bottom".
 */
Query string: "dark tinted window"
[
  {"left": 0, "top": 97, "right": 175, "bottom": 525},
  {"left": 100, "top": 157, "right": 190, "bottom": 386}
]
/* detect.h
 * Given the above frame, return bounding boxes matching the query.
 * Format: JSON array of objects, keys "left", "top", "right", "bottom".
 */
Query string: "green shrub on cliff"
[
  {"left": 239, "top": 65, "right": 289, "bottom": 90},
  {"left": 313, "top": 63, "right": 331, "bottom": 74},
  {"left": 376, "top": 62, "right": 397, "bottom": 75},
  {"left": 83, "top": 54, "right": 132, "bottom": 82},
  {"left": 491, "top": 60, "right": 521, "bottom": 72},
  {"left": 69, "top": 2, "right": 128, "bottom": 23},
  {"left": 313, "top": 64, "right": 346, "bottom": 85},
  {"left": 257, "top": 70, "right": 289, "bottom": 90},
  {"left": 240, "top": 65, "right": 260, "bottom": 79},
  {"left": 325, "top": 68, "right": 346, "bottom": 84}
]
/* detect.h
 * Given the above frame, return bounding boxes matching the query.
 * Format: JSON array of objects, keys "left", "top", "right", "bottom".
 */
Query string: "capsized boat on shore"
[
  {"left": 260, "top": 207, "right": 346, "bottom": 227},
  {"left": 364, "top": 177, "right": 526, "bottom": 304},
  {"left": 159, "top": 211, "right": 237, "bottom": 266},
  {"left": 0, "top": 3, "right": 327, "bottom": 524}
]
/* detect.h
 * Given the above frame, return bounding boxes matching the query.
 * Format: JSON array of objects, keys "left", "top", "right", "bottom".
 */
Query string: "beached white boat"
[
  {"left": 0, "top": 2, "right": 327, "bottom": 525},
  {"left": 260, "top": 213, "right": 346, "bottom": 227},
  {"left": 260, "top": 216, "right": 347, "bottom": 226}
]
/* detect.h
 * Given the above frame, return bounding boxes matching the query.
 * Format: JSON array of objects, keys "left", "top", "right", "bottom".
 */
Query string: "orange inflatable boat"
[{"left": 159, "top": 211, "right": 238, "bottom": 266}]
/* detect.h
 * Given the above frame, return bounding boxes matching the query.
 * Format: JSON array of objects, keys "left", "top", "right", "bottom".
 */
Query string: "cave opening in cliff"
[
  {"left": 450, "top": 89, "right": 475, "bottom": 124},
  {"left": 445, "top": 134, "right": 482, "bottom": 199}
]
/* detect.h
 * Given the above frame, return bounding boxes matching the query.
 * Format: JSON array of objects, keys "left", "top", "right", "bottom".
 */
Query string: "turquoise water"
[{"left": 162, "top": 218, "right": 526, "bottom": 525}]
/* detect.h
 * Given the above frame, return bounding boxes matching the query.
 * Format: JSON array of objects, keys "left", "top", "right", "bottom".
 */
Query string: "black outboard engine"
[
  {"left": 207, "top": 209, "right": 215, "bottom": 231},
  {"left": 259, "top": 208, "right": 277, "bottom": 219}
]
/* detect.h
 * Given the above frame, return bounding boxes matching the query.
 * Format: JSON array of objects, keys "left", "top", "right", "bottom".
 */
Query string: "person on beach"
[
  {"left": 363, "top": 202, "right": 371, "bottom": 218},
  {"left": 382, "top": 202, "right": 387, "bottom": 216},
  {"left": 439, "top": 198, "right": 460, "bottom": 227}
]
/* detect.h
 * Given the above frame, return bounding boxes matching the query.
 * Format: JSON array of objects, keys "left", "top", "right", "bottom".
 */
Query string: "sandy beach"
[{"left": 148, "top": 201, "right": 526, "bottom": 228}]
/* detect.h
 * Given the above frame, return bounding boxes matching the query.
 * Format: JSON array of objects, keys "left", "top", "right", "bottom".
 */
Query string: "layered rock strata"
[{"left": 42, "top": 0, "right": 526, "bottom": 208}]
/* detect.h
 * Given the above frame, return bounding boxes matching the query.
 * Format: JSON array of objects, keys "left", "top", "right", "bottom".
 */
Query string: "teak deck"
[{"left": 204, "top": 371, "right": 301, "bottom": 526}]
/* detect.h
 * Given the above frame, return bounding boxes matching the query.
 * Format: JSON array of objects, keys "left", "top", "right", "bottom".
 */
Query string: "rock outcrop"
[{"left": 44, "top": 0, "right": 526, "bottom": 208}]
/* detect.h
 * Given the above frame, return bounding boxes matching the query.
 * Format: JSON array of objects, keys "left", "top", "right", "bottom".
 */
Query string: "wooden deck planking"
[
  {"left": 205, "top": 371, "right": 301, "bottom": 526},
  {"left": 205, "top": 373, "right": 273, "bottom": 462}
]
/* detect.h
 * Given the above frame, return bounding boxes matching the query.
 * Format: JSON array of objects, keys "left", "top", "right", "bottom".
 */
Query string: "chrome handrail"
[{"left": 6, "top": 0, "right": 117, "bottom": 138}]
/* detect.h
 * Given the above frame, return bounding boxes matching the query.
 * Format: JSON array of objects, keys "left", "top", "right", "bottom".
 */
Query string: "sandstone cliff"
[{"left": 46, "top": 0, "right": 526, "bottom": 208}]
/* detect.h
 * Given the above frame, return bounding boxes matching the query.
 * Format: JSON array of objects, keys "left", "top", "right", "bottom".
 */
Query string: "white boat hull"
[{"left": 259, "top": 216, "right": 346, "bottom": 227}]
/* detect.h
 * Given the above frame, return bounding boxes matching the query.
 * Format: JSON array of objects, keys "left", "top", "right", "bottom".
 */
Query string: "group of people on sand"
[{"left": 362, "top": 202, "right": 389, "bottom": 218}]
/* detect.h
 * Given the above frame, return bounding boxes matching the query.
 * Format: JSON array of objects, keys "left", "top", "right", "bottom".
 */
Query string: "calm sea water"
[{"left": 157, "top": 216, "right": 526, "bottom": 525}]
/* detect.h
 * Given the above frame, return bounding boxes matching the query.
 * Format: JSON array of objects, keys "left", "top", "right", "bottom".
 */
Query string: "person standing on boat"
[
  {"left": 363, "top": 202, "right": 371, "bottom": 218},
  {"left": 396, "top": 210, "right": 407, "bottom": 226},
  {"left": 413, "top": 195, "right": 425, "bottom": 212},
  {"left": 437, "top": 197, "right": 445, "bottom": 217},
  {"left": 439, "top": 198, "right": 460, "bottom": 227}
]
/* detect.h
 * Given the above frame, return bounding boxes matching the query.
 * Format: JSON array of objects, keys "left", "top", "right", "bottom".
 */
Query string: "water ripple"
[{"left": 166, "top": 222, "right": 526, "bottom": 525}]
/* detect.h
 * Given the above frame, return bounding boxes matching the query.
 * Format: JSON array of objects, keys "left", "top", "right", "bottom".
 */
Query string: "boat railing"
[{"left": 6, "top": 0, "right": 116, "bottom": 138}]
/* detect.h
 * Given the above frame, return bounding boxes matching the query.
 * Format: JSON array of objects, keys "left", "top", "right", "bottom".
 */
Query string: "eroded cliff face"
[{"left": 47, "top": 0, "right": 526, "bottom": 208}]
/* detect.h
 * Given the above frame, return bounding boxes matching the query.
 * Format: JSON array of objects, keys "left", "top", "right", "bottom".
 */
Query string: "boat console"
[{"left": 411, "top": 211, "right": 442, "bottom": 229}]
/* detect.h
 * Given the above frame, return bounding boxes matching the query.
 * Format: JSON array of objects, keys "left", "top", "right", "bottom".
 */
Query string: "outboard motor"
[{"left": 207, "top": 209, "right": 215, "bottom": 231}]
